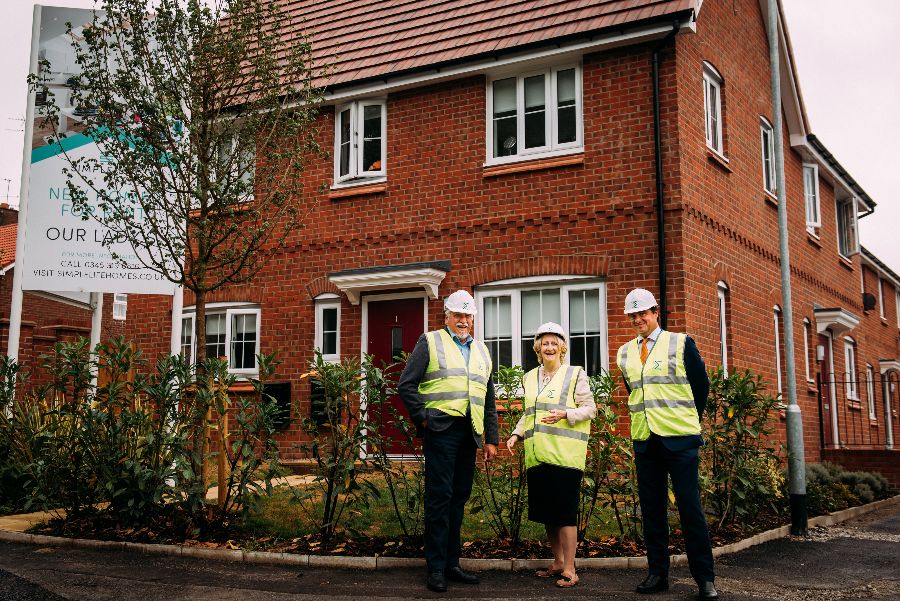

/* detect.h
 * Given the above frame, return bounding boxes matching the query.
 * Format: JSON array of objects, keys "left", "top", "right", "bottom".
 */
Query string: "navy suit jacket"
[{"left": 622, "top": 333, "right": 709, "bottom": 453}]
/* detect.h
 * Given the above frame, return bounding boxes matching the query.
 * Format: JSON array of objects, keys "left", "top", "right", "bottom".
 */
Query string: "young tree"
[
  {"left": 34, "top": 0, "right": 324, "bottom": 366},
  {"left": 32, "top": 0, "right": 325, "bottom": 493}
]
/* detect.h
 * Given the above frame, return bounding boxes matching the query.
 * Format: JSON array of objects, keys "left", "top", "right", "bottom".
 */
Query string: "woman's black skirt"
[{"left": 526, "top": 462, "right": 583, "bottom": 526}]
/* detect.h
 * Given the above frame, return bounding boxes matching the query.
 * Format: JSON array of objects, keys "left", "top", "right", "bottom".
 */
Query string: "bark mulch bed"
[{"left": 28, "top": 510, "right": 785, "bottom": 559}]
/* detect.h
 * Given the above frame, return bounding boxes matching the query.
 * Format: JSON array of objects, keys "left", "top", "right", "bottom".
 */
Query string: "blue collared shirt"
[
  {"left": 639, "top": 326, "right": 662, "bottom": 355},
  {"left": 447, "top": 327, "right": 473, "bottom": 364}
]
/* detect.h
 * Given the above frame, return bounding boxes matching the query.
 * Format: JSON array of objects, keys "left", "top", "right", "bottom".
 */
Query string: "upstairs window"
[
  {"left": 112, "top": 293, "right": 127, "bottom": 320},
  {"left": 334, "top": 100, "right": 386, "bottom": 184},
  {"left": 836, "top": 198, "right": 859, "bottom": 258},
  {"left": 760, "top": 118, "right": 775, "bottom": 195},
  {"left": 803, "top": 164, "right": 821, "bottom": 231},
  {"left": 487, "top": 65, "right": 582, "bottom": 163},
  {"left": 703, "top": 62, "right": 724, "bottom": 155},
  {"left": 215, "top": 131, "right": 255, "bottom": 199}
]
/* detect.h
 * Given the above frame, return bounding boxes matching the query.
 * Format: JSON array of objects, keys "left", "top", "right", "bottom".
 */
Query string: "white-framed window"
[
  {"left": 181, "top": 304, "right": 261, "bottom": 375},
  {"left": 866, "top": 364, "right": 876, "bottom": 420},
  {"left": 476, "top": 278, "right": 607, "bottom": 376},
  {"left": 760, "top": 117, "right": 776, "bottom": 195},
  {"left": 486, "top": 65, "right": 582, "bottom": 164},
  {"left": 896, "top": 289, "right": 900, "bottom": 327},
  {"left": 773, "top": 305, "right": 784, "bottom": 396},
  {"left": 703, "top": 62, "right": 724, "bottom": 155},
  {"left": 836, "top": 198, "right": 859, "bottom": 258},
  {"left": 844, "top": 337, "right": 858, "bottom": 400},
  {"left": 803, "top": 318, "right": 814, "bottom": 383},
  {"left": 314, "top": 294, "right": 341, "bottom": 363},
  {"left": 717, "top": 281, "right": 729, "bottom": 376},
  {"left": 803, "top": 163, "right": 821, "bottom": 230},
  {"left": 334, "top": 99, "right": 386, "bottom": 185},
  {"left": 112, "top": 293, "right": 127, "bottom": 320},
  {"left": 216, "top": 130, "right": 255, "bottom": 199},
  {"left": 877, "top": 278, "right": 885, "bottom": 319}
]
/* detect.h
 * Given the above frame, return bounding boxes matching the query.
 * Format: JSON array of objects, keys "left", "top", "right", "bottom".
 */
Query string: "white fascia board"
[
  {"left": 0, "top": 261, "right": 14, "bottom": 276},
  {"left": 796, "top": 140, "right": 858, "bottom": 203},
  {"left": 813, "top": 307, "right": 860, "bottom": 336},
  {"left": 329, "top": 267, "right": 447, "bottom": 305},
  {"left": 878, "top": 359, "right": 900, "bottom": 375},
  {"left": 29, "top": 290, "right": 92, "bottom": 310},
  {"left": 860, "top": 254, "right": 900, "bottom": 289},
  {"left": 323, "top": 19, "right": 693, "bottom": 104}
]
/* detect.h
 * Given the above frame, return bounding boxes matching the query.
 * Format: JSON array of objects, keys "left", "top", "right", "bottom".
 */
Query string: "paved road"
[{"left": 1, "top": 506, "right": 898, "bottom": 601}]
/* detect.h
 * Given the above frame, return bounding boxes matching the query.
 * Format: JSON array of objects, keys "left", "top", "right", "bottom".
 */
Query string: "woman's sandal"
[
  {"left": 555, "top": 574, "right": 579, "bottom": 588},
  {"left": 534, "top": 568, "right": 563, "bottom": 578}
]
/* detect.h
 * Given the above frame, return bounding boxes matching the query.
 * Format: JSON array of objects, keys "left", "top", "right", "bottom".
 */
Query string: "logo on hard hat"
[{"left": 632, "top": 300, "right": 638, "bottom": 308}]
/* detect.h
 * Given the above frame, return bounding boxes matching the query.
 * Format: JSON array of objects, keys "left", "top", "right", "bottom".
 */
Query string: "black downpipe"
[{"left": 652, "top": 21, "right": 680, "bottom": 328}]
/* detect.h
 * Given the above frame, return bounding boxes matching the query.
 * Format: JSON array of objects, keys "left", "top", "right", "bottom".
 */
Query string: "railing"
[{"left": 818, "top": 371, "right": 900, "bottom": 450}]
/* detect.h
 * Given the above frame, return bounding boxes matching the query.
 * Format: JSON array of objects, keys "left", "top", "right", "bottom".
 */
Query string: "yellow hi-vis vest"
[
  {"left": 522, "top": 365, "right": 590, "bottom": 471},
  {"left": 616, "top": 330, "right": 700, "bottom": 441},
  {"left": 417, "top": 329, "right": 492, "bottom": 436}
]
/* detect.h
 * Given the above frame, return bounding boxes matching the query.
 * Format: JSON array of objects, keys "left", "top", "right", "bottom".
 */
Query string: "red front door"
[{"left": 367, "top": 297, "right": 425, "bottom": 454}]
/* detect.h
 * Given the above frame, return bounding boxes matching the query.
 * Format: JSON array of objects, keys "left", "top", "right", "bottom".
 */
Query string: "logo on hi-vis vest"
[{"left": 653, "top": 360, "right": 661, "bottom": 369}]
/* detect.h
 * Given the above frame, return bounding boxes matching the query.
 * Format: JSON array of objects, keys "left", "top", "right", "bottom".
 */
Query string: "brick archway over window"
[
  {"left": 459, "top": 254, "right": 609, "bottom": 287},
  {"left": 712, "top": 261, "right": 733, "bottom": 287},
  {"left": 184, "top": 284, "right": 263, "bottom": 306},
  {"left": 305, "top": 276, "right": 341, "bottom": 300}
]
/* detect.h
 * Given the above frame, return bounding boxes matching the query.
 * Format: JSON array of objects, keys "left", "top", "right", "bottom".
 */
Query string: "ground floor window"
[
  {"left": 181, "top": 303, "right": 261, "bottom": 375},
  {"left": 475, "top": 278, "right": 607, "bottom": 375}
]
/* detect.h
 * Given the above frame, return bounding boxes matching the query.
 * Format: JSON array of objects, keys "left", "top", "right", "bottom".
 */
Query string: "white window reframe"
[
  {"left": 181, "top": 314, "right": 196, "bottom": 365},
  {"left": 474, "top": 276, "right": 608, "bottom": 374},
  {"left": 773, "top": 305, "right": 783, "bottom": 397},
  {"left": 836, "top": 197, "right": 860, "bottom": 258},
  {"left": 485, "top": 63, "right": 583, "bottom": 166},
  {"left": 181, "top": 303, "right": 261, "bottom": 376},
  {"left": 896, "top": 288, "right": 900, "bottom": 328},
  {"left": 803, "top": 163, "right": 821, "bottom": 231},
  {"left": 112, "top": 293, "right": 127, "bottom": 320},
  {"left": 843, "top": 337, "right": 858, "bottom": 401},
  {"left": 717, "top": 281, "right": 729, "bottom": 376},
  {"left": 866, "top": 363, "right": 876, "bottom": 420},
  {"left": 803, "top": 317, "right": 814, "bottom": 384},
  {"left": 314, "top": 294, "right": 341, "bottom": 364},
  {"left": 333, "top": 99, "right": 387, "bottom": 185},
  {"left": 760, "top": 117, "right": 776, "bottom": 195},
  {"left": 703, "top": 62, "right": 724, "bottom": 156},
  {"left": 215, "top": 128, "right": 256, "bottom": 201},
  {"left": 877, "top": 278, "right": 885, "bottom": 319}
]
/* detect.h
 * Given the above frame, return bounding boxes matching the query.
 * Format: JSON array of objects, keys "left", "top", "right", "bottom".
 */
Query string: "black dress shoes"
[
  {"left": 446, "top": 566, "right": 480, "bottom": 584},
  {"left": 698, "top": 581, "right": 719, "bottom": 600},
  {"left": 426, "top": 570, "right": 447, "bottom": 592},
  {"left": 636, "top": 574, "right": 670, "bottom": 594}
]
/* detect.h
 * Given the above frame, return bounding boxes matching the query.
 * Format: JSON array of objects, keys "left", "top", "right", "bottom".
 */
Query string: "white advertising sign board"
[{"left": 19, "top": 6, "right": 176, "bottom": 295}]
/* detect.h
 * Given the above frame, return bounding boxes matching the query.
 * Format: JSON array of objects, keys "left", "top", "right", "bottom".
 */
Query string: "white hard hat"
[
  {"left": 624, "top": 288, "right": 658, "bottom": 314},
  {"left": 444, "top": 289, "right": 477, "bottom": 315},
  {"left": 534, "top": 321, "right": 566, "bottom": 343}
]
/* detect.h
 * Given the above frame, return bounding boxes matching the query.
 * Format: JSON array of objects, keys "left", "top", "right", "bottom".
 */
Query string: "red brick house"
[
  {"left": 124, "top": 0, "right": 899, "bottom": 479},
  {"left": 0, "top": 204, "right": 127, "bottom": 384}
]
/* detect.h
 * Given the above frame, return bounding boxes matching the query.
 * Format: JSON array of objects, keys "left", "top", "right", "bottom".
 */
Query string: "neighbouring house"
[
  {"left": 0, "top": 204, "right": 127, "bottom": 386},
  {"left": 124, "top": 0, "right": 900, "bottom": 482}
]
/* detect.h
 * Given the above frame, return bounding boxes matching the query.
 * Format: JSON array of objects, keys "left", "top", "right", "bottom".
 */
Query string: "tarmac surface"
[{"left": 0, "top": 503, "right": 898, "bottom": 601}]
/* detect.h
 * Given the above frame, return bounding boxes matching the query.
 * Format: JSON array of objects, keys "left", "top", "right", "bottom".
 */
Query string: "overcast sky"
[{"left": 1, "top": 0, "right": 897, "bottom": 272}]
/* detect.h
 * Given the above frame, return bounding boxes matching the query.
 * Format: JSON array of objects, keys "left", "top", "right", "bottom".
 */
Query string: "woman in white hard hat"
[{"left": 506, "top": 322, "right": 596, "bottom": 588}]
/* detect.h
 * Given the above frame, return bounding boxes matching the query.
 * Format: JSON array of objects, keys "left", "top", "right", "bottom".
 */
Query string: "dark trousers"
[
  {"left": 635, "top": 435, "right": 715, "bottom": 583},
  {"left": 423, "top": 418, "right": 476, "bottom": 571}
]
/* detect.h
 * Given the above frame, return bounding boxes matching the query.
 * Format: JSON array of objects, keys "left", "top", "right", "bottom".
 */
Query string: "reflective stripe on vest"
[
  {"left": 522, "top": 365, "right": 590, "bottom": 471},
  {"left": 418, "top": 329, "right": 492, "bottom": 436},
  {"left": 616, "top": 330, "right": 700, "bottom": 441}
]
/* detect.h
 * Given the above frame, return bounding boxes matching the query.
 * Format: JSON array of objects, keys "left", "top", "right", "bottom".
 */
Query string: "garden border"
[{"left": 1, "top": 495, "right": 898, "bottom": 570}]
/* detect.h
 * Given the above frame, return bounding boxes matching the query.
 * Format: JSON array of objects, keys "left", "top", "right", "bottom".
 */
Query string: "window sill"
[
  {"left": 870, "top": 419, "right": 879, "bottom": 427},
  {"left": 806, "top": 230, "right": 822, "bottom": 248},
  {"left": 881, "top": 317, "right": 889, "bottom": 326},
  {"left": 847, "top": 399, "right": 862, "bottom": 411},
  {"left": 706, "top": 149, "right": 732, "bottom": 173},
  {"left": 764, "top": 191, "right": 778, "bottom": 208},
  {"left": 329, "top": 182, "right": 387, "bottom": 199},
  {"left": 806, "top": 381, "right": 818, "bottom": 394},
  {"left": 483, "top": 153, "right": 584, "bottom": 178},
  {"left": 838, "top": 255, "right": 854, "bottom": 271}
]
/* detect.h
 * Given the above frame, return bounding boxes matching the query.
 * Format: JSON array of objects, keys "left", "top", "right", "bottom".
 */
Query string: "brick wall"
[{"left": 822, "top": 449, "right": 900, "bottom": 488}]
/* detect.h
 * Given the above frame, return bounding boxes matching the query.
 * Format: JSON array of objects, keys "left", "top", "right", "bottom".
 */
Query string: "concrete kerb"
[{"left": 0, "top": 494, "right": 897, "bottom": 571}]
